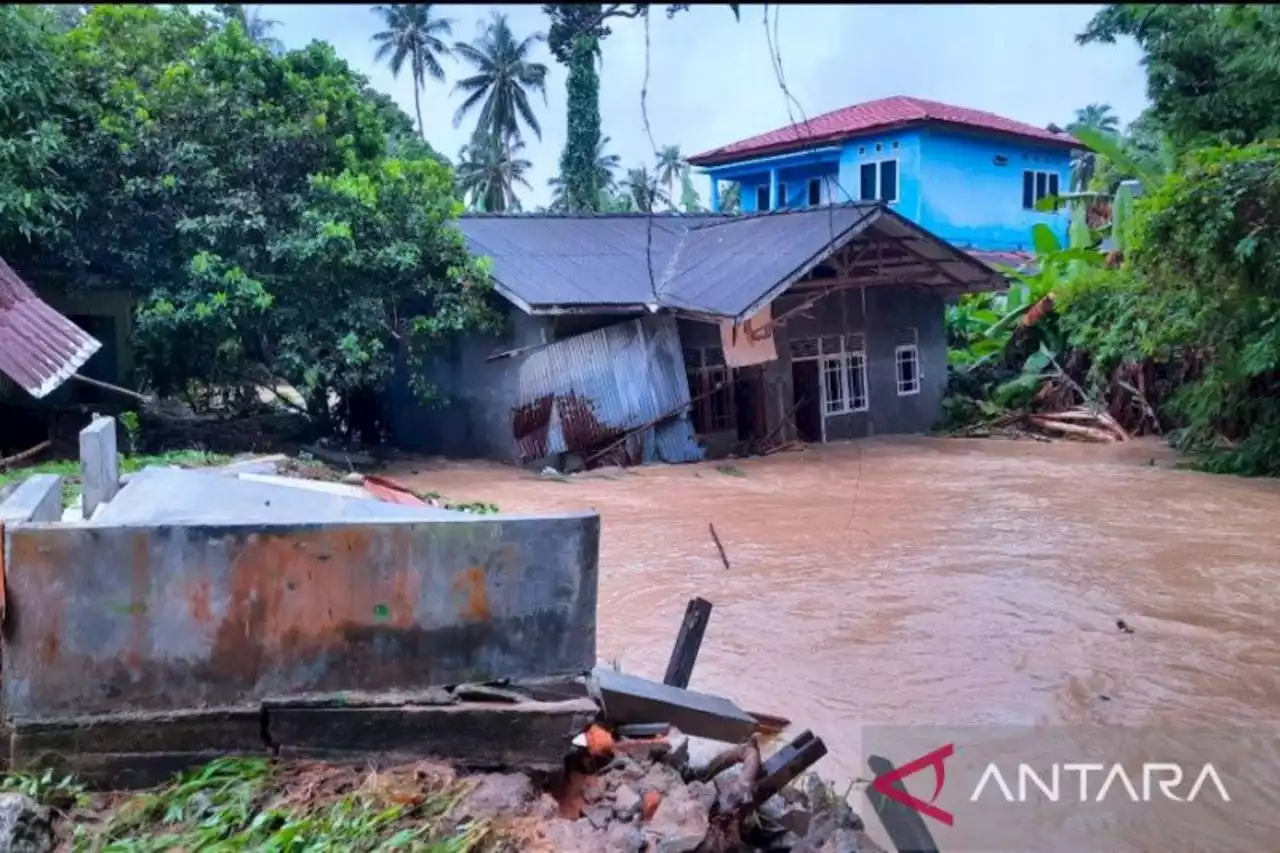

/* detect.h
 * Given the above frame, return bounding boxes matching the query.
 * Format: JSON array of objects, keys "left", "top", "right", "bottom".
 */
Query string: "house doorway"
[
  {"left": 733, "top": 366, "right": 767, "bottom": 442},
  {"left": 791, "top": 360, "right": 822, "bottom": 443}
]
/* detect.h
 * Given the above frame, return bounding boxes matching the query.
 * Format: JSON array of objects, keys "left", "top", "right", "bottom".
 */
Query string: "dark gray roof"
[{"left": 458, "top": 204, "right": 1002, "bottom": 320}]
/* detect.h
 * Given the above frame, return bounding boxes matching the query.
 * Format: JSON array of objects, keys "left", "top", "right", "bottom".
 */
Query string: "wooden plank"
[{"left": 663, "top": 597, "right": 713, "bottom": 689}]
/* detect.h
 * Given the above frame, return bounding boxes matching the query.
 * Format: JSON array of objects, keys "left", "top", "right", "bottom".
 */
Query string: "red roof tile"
[
  {"left": 688, "top": 96, "right": 1079, "bottom": 165},
  {"left": 0, "top": 256, "right": 101, "bottom": 399}
]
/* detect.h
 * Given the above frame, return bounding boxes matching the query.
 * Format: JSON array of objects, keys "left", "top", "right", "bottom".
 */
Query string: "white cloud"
[{"left": 259, "top": 3, "right": 1149, "bottom": 209}]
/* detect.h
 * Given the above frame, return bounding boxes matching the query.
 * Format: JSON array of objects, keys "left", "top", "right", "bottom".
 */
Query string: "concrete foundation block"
[
  {"left": 589, "top": 667, "right": 757, "bottom": 744},
  {"left": 9, "top": 708, "right": 266, "bottom": 791},
  {"left": 267, "top": 698, "right": 599, "bottom": 772},
  {"left": 0, "top": 475, "right": 62, "bottom": 524},
  {"left": 11, "top": 749, "right": 265, "bottom": 791},
  {"left": 79, "top": 417, "right": 119, "bottom": 517}
]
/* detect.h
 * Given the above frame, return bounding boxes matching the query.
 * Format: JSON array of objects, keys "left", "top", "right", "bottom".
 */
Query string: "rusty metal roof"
[
  {"left": 0, "top": 256, "right": 101, "bottom": 398},
  {"left": 459, "top": 204, "right": 1005, "bottom": 321}
]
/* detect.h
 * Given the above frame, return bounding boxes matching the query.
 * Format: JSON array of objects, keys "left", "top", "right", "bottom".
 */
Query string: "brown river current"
[{"left": 394, "top": 438, "right": 1280, "bottom": 851}]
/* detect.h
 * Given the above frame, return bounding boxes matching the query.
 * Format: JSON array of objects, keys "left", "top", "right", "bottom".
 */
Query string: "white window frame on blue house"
[
  {"left": 858, "top": 159, "right": 899, "bottom": 204},
  {"left": 778, "top": 182, "right": 789, "bottom": 209},
  {"left": 1022, "top": 170, "right": 1060, "bottom": 210}
]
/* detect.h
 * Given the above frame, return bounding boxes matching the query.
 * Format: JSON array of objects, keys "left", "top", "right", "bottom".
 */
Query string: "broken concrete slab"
[
  {"left": 4, "top": 511, "right": 600, "bottom": 719},
  {"left": 0, "top": 474, "right": 61, "bottom": 524},
  {"left": 91, "top": 466, "right": 457, "bottom": 525},
  {"left": 589, "top": 668, "right": 756, "bottom": 744},
  {"left": 79, "top": 417, "right": 119, "bottom": 517},
  {"left": 268, "top": 698, "right": 598, "bottom": 772},
  {"left": 235, "top": 472, "right": 374, "bottom": 499}
]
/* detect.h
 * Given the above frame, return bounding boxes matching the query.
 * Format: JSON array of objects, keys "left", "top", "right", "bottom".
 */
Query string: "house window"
[
  {"left": 859, "top": 160, "right": 898, "bottom": 203},
  {"left": 685, "top": 346, "right": 735, "bottom": 433},
  {"left": 778, "top": 182, "right": 789, "bottom": 209},
  {"left": 808, "top": 178, "right": 822, "bottom": 206},
  {"left": 1022, "top": 170, "right": 1060, "bottom": 209},
  {"left": 895, "top": 343, "right": 921, "bottom": 396},
  {"left": 755, "top": 185, "right": 770, "bottom": 211},
  {"left": 795, "top": 334, "right": 868, "bottom": 415}
]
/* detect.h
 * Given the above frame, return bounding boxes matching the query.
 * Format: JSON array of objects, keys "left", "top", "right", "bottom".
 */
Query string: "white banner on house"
[{"left": 719, "top": 304, "right": 778, "bottom": 367}]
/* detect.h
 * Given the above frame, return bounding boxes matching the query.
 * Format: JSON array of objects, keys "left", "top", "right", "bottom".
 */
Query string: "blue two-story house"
[{"left": 687, "top": 95, "right": 1077, "bottom": 261}]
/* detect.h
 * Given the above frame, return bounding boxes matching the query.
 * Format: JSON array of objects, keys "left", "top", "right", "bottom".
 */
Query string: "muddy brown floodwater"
[{"left": 392, "top": 437, "right": 1280, "bottom": 852}]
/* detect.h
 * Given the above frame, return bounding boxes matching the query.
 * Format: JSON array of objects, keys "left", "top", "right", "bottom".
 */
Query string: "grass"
[
  {"left": 0, "top": 758, "right": 501, "bottom": 852},
  {"left": 0, "top": 451, "right": 232, "bottom": 508},
  {"left": 417, "top": 491, "right": 501, "bottom": 515}
]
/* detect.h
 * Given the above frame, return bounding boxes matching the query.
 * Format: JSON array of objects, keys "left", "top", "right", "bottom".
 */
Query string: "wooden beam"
[{"left": 663, "top": 597, "right": 713, "bottom": 689}]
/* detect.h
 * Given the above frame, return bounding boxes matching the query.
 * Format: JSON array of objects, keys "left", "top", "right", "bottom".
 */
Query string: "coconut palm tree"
[
  {"left": 621, "top": 165, "right": 668, "bottom": 213},
  {"left": 654, "top": 145, "right": 686, "bottom": 209},
  {"left": 547, "top": 136, "right": 621, "bottom": 212},
  {"left": 1067, "top": 103, "right": 1121, "bottom": 192},
  {"left": 455, "top": 135, "right": 533, "bottom": 213},
  {"left": 452, "top": 12, "right": 548, "bottom": 150},
  {"left": 371, "top": 4, "right": 455, "bottom": 140},
  {"left": 216, "top": 4, "right": 284, "bottom": 52}
]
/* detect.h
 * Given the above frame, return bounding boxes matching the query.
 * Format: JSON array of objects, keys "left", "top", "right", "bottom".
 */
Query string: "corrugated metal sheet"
[
  {"left": 511, "top": 314, "right": 703, "bottom": 465},
  {"left": 459, "top": 204, "right": 1005, "bottom": 320},
  {"left": 0, "top": 256, "right": 101, "bottom": 398}
]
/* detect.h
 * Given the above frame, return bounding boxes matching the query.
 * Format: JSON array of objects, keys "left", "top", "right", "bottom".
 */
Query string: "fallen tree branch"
[
  {"left": 71, "top": 373, "right": 151, "bottom": 404},
  {"left": 0, "top": 440, "right": 51, "bottom": 469},
  {"left": 1027, "top": 415, "right": 1118, "bottom": 443}
]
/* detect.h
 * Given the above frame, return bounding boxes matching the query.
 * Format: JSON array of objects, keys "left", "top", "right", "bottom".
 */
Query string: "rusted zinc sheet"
[
  {"left": 0, "top": 256, "right": 101, "bottom": 398},
  {"left": 510, "top": 314, "right": 703, "bottom": 465},
  {"left": 1, "top": 514, "right": 600, "bottom": 719}
]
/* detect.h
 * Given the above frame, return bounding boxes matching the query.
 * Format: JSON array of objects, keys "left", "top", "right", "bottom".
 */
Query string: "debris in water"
[
  {"left": 709, "top": 523, "right": 731, "bottom": 570},
  {"left": 1116, "top": 618, "right": 1135, "bottom": 634}
]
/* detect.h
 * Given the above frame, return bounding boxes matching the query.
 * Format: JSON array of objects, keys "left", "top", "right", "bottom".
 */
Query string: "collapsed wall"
[{"left": 0, "top": 461, "right": 601, "bottom": 784}]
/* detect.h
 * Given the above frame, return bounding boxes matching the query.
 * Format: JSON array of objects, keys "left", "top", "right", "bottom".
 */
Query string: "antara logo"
[{"left": 870, "top": 744, "right": 1231, "bottom": 827}]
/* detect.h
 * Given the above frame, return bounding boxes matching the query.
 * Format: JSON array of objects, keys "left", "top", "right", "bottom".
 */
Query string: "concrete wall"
[
  {"left": 916, "top": 127, "right": 1071, "bottom": 251},
  {"left": 2, "top": 513, "right": 600, "bottom": 719}
]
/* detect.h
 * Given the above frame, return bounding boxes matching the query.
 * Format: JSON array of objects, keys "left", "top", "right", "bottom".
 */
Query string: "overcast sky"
[{"left": 254, "top": 3, "right": 1148, "bottom": 209}]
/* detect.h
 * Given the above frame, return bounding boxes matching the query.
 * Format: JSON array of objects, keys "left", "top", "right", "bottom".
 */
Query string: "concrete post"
[
  {"left": 80, "top": 416, "right": 119, "bottom": 518},
  {"left": 0, "top": 474, "right": 63, "bottom": 524},
  {"left": 709, "top": 177, "right": 720, "bottom": 212},
  {"left": 768, "top": 168, "right": 780, "bottom": 211}
]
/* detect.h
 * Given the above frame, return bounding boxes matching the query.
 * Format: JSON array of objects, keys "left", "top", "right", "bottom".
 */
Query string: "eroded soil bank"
[{"left": 391, "top": 437, "right": 1280, "bottom": 853}]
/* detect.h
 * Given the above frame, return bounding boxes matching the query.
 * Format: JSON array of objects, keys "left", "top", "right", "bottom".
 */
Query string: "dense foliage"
[
  {"left": 0, "top": 5, "right": 496, "bottom": 439},
  {"left": 946, "top": 3, "right": 1280, "bottom": 476}
]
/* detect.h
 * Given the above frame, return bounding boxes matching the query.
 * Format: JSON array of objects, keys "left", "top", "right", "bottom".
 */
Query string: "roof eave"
[{"left": 688, "top": 119, "right": 1079, "bottom": 167}]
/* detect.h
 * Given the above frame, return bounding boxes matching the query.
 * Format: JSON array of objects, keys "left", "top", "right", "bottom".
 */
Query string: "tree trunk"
[{"left": 412, "top": 54, "right": 426, "bottom": 140}]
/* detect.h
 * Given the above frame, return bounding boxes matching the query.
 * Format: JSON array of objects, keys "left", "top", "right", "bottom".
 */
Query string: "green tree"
[
  {"left": 654, "top": 145, "right": 686, "bottom": 211},
  {"left": 2, "top": 5, "right": 494, "bottom": 438},
  {"left": 455, "top": 135, "right": 533, "bottom": 212},
  {"left": 717, "top": 181, "right": 741, "bottom": 214},
  {"left": 1066, "top": 103, "right": 1120, "bottom": 192},
  {"left": 556, "top": 33, "right": 602, "bottom": 212},
  {"left": 679, "top": 168, "right": 702, "bottom": 213},
  {"left": 621, "top": 165, "right": 668, "bottom": 213},
  {"left": 371, "top": 3, "right": 455, "bottom": 141},
  {"left": 548, "top": 138, "right": 618, "bottom": 212},
  {"left": 1078, "top": 5, "right": 1280, "bottom": 152},
  {"left": 0, "top": 5, "right": 79, "bottom": 241},
  {"left": 214, "top": 4, "right": 283, "bottom": 53},
  {"left": 451, "top": 11, "right": 548, "bottom": 149}
]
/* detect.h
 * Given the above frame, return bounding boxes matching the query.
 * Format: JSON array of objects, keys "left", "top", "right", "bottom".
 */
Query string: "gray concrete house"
[{"left": 384, "top": 202, "right": 1003, "bottom": 467}]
